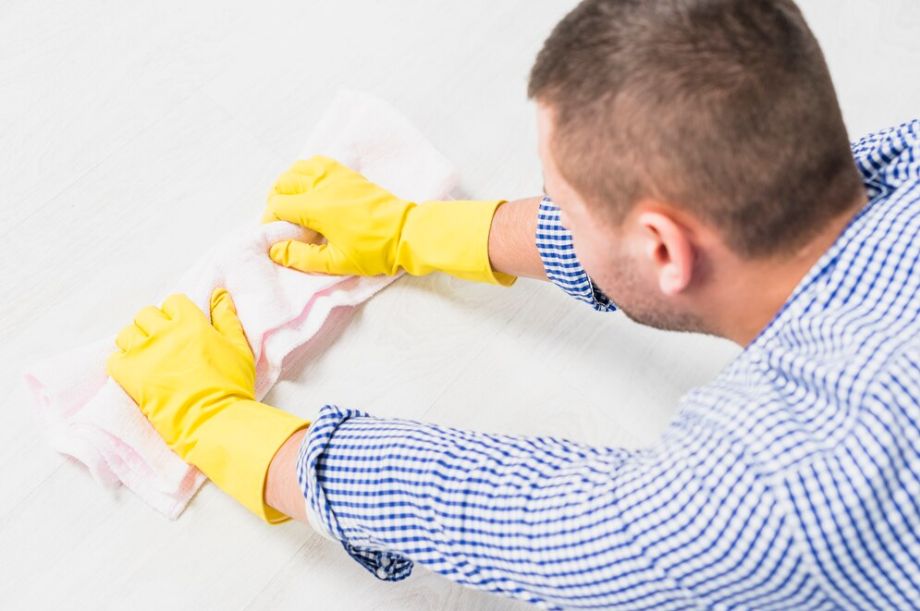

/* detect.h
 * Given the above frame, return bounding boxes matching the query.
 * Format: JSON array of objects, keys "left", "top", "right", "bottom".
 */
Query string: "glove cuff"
[
  {"left": 185, "top": 400, "right": 310, "bottom": 524},
  {"left": 397, "top": 199, "right": 518, "bottom": 287}
]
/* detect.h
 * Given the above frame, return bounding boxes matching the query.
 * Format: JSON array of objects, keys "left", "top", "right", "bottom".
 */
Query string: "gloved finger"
[
  {"left": 261, "top": 161, "right": 322, "bottom": 224},
  {"left": 264, "top": 192, "right": 326, "bottom": 234},
  {"left": 260, "top": 178, "right": 282, "bottom": 225},
  {"left": 261, "top": 203, "right": 331, "bottom": 230},
  {"left": 161, "top": 293, "right": 206, "bottom": 325},
  {"left": 288, "top": 155, "right": 337, "bottom": 179},
  {"left": 133, "top": 305, "right": 169, "bottom": 335},
  {"left": 209, "top": 287, "right": 253, "bottom": 359},
  {"left": 269, "top": 240, "right": 344, "bottom": 275},
  {"left": 104, "top": 349, "right": 123, "bottom": 381},
  {"left": 105, "top": 350, "right": 134, "bottom": 392},
  {"left": 260, "top": 206, "right": 280, "bottom": 225},
  {"left": 272, "top": 169, "right": 322, "bottom": 196},
  {"left": 115, "top": 322, "right": 147, "bottom": 352}
]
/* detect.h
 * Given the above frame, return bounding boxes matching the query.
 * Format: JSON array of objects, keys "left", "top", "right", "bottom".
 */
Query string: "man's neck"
[{"left": 714, "top": 190, "right": 869, "bottom": 348}]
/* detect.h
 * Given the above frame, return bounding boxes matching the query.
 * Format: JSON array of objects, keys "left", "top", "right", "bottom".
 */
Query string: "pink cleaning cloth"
[{"left": 22, "top": 90, "right": 459, "bottom": 520}]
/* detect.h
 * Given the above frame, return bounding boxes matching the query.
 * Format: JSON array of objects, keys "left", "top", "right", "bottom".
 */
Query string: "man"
[{"left": 105, "top": 0, "right": 920, "bottom": 608}]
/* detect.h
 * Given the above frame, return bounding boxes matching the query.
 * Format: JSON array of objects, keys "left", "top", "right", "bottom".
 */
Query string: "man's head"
[{"left": 529, "top": 0, "right": 865, "bottom": 336}]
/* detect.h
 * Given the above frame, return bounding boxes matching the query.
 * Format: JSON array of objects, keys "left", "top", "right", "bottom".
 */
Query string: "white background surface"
[{"left": 1, "top": 1, "right": 918, "bottom": 609}]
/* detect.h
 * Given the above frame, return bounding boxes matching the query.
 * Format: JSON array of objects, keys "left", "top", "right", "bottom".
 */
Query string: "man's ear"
[{"left": 635, "top": 209, "right": 696, "bottom": 296}]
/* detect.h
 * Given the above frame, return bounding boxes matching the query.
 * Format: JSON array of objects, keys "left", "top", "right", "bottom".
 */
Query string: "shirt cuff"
[
  {"left": 296, "top": 404, "right": 414, "bottom": 582},
  {"left": 535, "top": 196, "right": 617, "bottom": 312}
]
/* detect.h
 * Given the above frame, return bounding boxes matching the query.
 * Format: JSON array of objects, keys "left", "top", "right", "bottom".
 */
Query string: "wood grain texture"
[{"left": 1, "top": 1, "right": 916, "bottom": 609}]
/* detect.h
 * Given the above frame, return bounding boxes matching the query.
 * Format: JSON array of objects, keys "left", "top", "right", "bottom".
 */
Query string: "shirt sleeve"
[
  {"left": 296, "top": 404, "right": 802, "bottom": 610},
  {"left": 535, "top": 196, "right": 617, "bottom": 313}
]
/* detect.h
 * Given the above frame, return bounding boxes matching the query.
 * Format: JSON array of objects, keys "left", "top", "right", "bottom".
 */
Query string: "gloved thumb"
[{"left": 209, "top": 287, "right": 252, "bottom": 358}]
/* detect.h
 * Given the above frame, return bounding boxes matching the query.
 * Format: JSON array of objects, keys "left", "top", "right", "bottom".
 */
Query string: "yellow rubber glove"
[
  {"left": 261, "top": 155, "right": 517, "bottom": 287},
  {"left": 105, "top": 287, "right": 310, "bottom": 524}
]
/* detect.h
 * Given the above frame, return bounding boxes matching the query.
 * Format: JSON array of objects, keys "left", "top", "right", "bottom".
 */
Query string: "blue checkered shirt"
[{"left": 296, "top": 120, "right": 920, "bottom": 610}]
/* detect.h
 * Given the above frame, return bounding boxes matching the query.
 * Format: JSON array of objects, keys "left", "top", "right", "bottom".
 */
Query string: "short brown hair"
[{"left": 528, "top": 0, "right": 864, "bottom": 258}]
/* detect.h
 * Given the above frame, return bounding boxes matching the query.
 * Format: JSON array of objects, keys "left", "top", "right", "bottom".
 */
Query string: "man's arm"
[
  {"left": 268, "top": 404, "right": 801, "bottom": 609},
  {"left": 488, "top": 196, "right": 548, "bottom": 280},
  {"left": 266, "top": 428, "right": 308, "bottom": 523}
]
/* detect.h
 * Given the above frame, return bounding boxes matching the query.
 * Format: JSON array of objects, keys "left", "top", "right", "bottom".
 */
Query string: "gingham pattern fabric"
[
  {"left": 296, "top": 120, "right": 920, "bottom": 610},
  {"left": 536, "top": 197, "right": 617, "bottom": 312}
]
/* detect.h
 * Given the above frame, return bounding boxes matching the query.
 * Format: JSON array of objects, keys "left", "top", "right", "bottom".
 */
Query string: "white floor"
[{"left": 1, "top": 1, "right": 917, "bottom": 609}]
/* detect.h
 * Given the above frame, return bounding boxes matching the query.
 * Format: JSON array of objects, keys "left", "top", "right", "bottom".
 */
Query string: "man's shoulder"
[
  {"left": 850, "top": 119, "right": 920, "bottom": 197},
  {"left": 751, "top": 118, "right": 920, "bottom": 402},
  {"left": 668, "top": 121, "right": 920, "bottom": 468},
  {"left": 663, "top": 122, "right": 920, "bottom": 505},
  {"left": 671, "top": 336, "right": 920, "bottom": 486}
]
